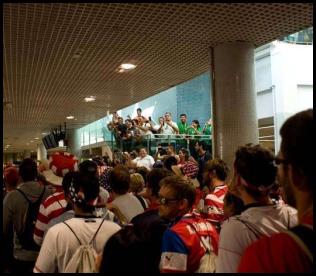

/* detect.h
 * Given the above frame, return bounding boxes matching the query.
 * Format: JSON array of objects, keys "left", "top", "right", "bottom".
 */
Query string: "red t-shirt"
[{"left": 238, "top": 213, "right": 313, "bottom": 273}]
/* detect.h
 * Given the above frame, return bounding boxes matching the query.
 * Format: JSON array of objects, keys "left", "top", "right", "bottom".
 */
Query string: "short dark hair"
[
  {"left": 137, "top": 108, "right": 142, "bottom": 112},
  {"left": 135, "top": 166, "right": 148, "bottom": 184},
  {"left": 205, "top": 158, "right": 229, "bottom": 181},
  {"left": 234, "top": 144, "right": 277, "bottom": 199},
  {"left": 147, "top": 168, "right": 172, "bottom": 197},
  {"left": 224, "top": 191, "right": 244, "bottom": 216},
  {"left": 79, "top": 160, "right": 98, "bottom": 177},
  {"left": 280, "top": 109, "right": 313, "bottom": 189},
  {"left": 163, "top": 156, "right": 178, "bottom": 171},
  {"left": 62, "top": 171, "right": 74, "bottom": 196},
  {"left": 109, "top": 165, "right": 130, "bottom": 194},
  {"left": 70, "top": 171, "right": 100, "bottom": 212},
  {"left": 19, "top": 158, "right": 38, "bottom": 182},
  {"left": 196, "top": 140, "right": 207, "bottom": 150},
  {"left": 192, "top": 120, "right": 200, "bottom": 128},
  {"left": 160, "top": 176, "right": 196, "bottom": 208},
  {"left": 180, "top": 114, "right": 187, "bottom": 117}
]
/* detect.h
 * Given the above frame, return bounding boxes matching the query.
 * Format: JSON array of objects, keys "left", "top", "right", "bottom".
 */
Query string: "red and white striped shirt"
[
  {"left": 203, "top": 185, "right": 228, "bottom": 224},
  {"left": 34, "top": 192, "right": 67, "bottom": 246}
]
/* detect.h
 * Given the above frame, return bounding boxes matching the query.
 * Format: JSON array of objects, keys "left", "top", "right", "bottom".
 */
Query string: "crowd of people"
[
  {"left": 2, "top": 108, "right": 313, "bottom": 273},
  {"left": 106, "top": 108, "right": 212, "bottom": 155}
]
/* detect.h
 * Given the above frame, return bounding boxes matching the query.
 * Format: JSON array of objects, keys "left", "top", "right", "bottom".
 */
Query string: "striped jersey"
[
  {"left": 34, "top": 192, "right": 66, "bottom": 246},
  {"left": 203, "top": 185, "right": 228, "bottom": 224}
]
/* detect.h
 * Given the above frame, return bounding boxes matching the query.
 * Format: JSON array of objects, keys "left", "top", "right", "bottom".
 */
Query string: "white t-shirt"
[
  {"left": 133, "top": 155, "right": 155, "bottom": 170},
  {"left": 137, "top": 123, "right": 153, "bottom": 137},
  {"left": 34, "top": 217, "right": 121, "bottom": 273},
  {"left": 111, "top": 193, "right": 144, "bottom": 223},
  {"left": 216, "top": 203, "right": 298, "bottom": 273},
  {"left": 160, "top": 121, "right": 178, "bottom": 135}
]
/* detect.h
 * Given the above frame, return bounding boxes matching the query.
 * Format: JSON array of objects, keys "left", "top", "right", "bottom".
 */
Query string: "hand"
[{"left": 188, "top": 156, "right": 196, "bottom": 162}]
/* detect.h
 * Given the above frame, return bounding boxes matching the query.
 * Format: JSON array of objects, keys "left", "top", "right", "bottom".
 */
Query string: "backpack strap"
[
  {"left": 16, "top": 189, "right": 32, "bottom": 204},
  {"left": 52, "top": 193, "right": 64, "bottom": 209},
  {"left": 89, "top": 217, "right": 106, "bottom": 245},
  {"left": 135, "top": 194, "right": 147, "bottom": 210},
  {"left": 63, "top": 221, "right": 82, "bottom": 245},
  {"left": 16, "top": 186, "right": 46, "bottom": 204},
  {"left": 186, "top": 221, "right": 210, "bottom": 253},
  {"left": 286, "top": 224, "right": 313, "bottom": 263},
  {"left": 38, "top": 186, "right": 46, "bottom": 203},
  {"left": 235, "top": 217, "right": 263, "bottom": 240}
]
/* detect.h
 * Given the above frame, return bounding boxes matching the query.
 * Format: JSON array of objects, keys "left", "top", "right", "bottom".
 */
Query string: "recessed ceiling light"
[
  {"left": 84, "top": 96, "right": 96, "bottom": 102},
  {"left": 26, "top": 143, "right": 30, "bottom": 145},
  {"left": 72, "top": 53, "right": 82, "bottom": 59},
  {"left": 66, "top": 116, "right": 75, "bottom": 120},
  {"left": 30, "top": 140, "right": 34, "bottom": 143},
  {"left": 34, "top": 137, "right": 39, "bottom": 140},
  {"left": 120, "top": 63, "right": 137, "bottom": 70},
  {"left": 42, "top": 132, "right": 47, "bottom": 135}
]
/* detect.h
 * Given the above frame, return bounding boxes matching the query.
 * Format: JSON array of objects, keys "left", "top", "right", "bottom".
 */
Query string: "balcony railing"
[{"left": 106, "top": 133, "right": 212, "bottom": 156}]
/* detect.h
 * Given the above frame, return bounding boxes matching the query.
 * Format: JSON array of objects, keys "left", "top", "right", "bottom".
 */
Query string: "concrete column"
[
  {"left": 67, "top": 128, "right": 81, "bottom": 159},
  {"left": 210, "top": 41, "right": 258, "bottom": 168},
  {"left": 37, "top": 142, "right": 47, "bottom": 161}
]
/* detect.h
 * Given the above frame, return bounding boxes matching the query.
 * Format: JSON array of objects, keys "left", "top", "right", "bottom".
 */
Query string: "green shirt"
[
  {"left": 177, "top": 122, "right": 189, "bottom": 134},
  {"left": 187, "top": 126, "right": 202, "bottom": 136},
  {"left": 203, "top": 125, "right": 212, "bottom": 135}
]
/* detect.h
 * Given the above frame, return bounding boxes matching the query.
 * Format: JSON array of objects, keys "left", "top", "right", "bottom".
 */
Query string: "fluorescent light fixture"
[
  {"left": 34, "top": 137, "right": 39, "bottom": 140},
  {"left": 120, "top": 63, "right": 137, "bottom": 70},
  {"left": 66, "top": 115, "right": 75, "bottom": 119},
  {"left": 42, "top": 132, "right": 47, "bottom": 135},
  {"left": 84, "top": 96, "right": 96, "bottom": 102}
]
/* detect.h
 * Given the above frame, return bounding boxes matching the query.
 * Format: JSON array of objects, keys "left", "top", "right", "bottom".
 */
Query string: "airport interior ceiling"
[{"left": 3, "top": 3, "right": 313, "bottom": 151}]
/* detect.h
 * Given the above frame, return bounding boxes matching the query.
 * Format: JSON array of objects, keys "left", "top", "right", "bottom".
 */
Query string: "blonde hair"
[{"left": 130, "top": 173, "right": 145, "bottom": 194}]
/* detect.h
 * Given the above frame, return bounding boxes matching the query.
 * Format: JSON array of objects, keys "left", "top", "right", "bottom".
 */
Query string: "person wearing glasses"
[
  {"left": 158, "top": 176, "right": 219, "bottom": 273},
  {"left": 216, "top": 144, "right": 298, "bottom": 273},
  {"left": 239, "top": 109, "right": 313, "bottom": 273}
]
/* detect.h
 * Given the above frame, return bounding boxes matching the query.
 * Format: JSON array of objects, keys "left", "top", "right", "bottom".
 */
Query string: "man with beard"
[{"left": 238, "top": 109, "right": 313, "bottom": 273}]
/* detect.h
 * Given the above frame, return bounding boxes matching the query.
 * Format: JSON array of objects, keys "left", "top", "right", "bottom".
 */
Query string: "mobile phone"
[{"left": 149, "top": 116, "right": 152, "bottom": 121}]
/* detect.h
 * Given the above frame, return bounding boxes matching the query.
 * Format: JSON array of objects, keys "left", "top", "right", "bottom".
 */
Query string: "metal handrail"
[{"left": 107, "top": 132, "right": 212, "bottom": 156}]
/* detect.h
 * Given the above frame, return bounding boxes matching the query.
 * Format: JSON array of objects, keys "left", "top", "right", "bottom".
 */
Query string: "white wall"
[{"left": 270, "top": 41, "right": 313, "bottom": 152}]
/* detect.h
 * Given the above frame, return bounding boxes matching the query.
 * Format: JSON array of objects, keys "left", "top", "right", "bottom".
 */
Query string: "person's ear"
[{"left": 178, "top": 198, "right": 189, "bottom": 210}]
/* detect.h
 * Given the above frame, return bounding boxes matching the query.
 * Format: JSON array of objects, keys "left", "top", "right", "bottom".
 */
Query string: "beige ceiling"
[{"left": 3, "top": 3, "right": 313, "bottom": 152}]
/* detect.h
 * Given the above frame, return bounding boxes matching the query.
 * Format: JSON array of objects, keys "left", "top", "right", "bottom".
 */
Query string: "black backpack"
[
  {"left": 16, "top": 186, "right": 46, "bottom": 251},
  {"left": 287, "top": 224, "right": 314, "bottom": 264}
]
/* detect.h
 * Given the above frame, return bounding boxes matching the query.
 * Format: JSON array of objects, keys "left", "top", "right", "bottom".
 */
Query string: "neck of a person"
[
  {"left": 176, "top": 208, "right": 191, "bottom": 219},
  {"left": 111, "top": 191, "right": 126, "bottom": 200},
  {"left": 212, "top": 178, "right": 225, "bottom": 188},
  {"left": 241, "top": 192, "right": 273, "bottom": 206},
  {"left": 295, "top": 191, "right": 313, "bottom": 224},
  {"left": 74, "top": 205, "right": 94, "bottom": 217},
  {"left": 199, "top": 149, "right": 205, "bottom": 156}
]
